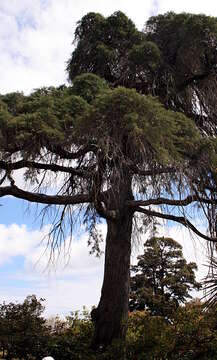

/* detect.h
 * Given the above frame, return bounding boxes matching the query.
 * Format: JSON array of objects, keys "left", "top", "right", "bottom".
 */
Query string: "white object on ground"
[{"left": 42, "top": 357, "right": 55, "bottom": 360}]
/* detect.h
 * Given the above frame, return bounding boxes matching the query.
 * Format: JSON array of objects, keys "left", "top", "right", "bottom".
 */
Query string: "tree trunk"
[{"left": 91, "top": 209, "right": 133, "bottom": 351}]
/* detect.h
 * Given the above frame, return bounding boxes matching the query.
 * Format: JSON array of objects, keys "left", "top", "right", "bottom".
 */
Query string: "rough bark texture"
[
  {"left": 91, "top": 212, "right": 132, "bottom": 350},
  {"left": 91, "top": 180, "right": 133, "bottom": 351}
]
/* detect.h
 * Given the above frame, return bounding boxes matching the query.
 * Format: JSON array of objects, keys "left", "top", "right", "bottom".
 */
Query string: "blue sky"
[{"left": 0, "top": 0, "right": 215, "bottom": 317}]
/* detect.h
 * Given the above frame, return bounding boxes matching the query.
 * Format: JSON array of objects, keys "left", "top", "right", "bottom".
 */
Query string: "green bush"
[
  {"left": 46, "top": 303, "right": 217, "bottom": 360},
  {"left": 1, "top": 299, "right": 217, "bottom": 360}
]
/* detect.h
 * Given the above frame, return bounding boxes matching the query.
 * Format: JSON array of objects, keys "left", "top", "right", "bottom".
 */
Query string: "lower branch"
[
  {"left": 127, "top": 195, "right": 217, "bottom": 207},
  {"left": 0, "top": 185, "right": 91, "bottom": 205},
  {"left": 135, "top": 206, "right": 217, "bottom": 243},
  {"left": 0, "top": 159, "right": 89, "bottom": 177}
]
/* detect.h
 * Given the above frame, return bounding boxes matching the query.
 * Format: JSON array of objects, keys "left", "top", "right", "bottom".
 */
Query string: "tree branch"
[
  {"left": 0, "top": 160, "right": 90, "bottom": 177},
  {"left": 47, "top": 144, "right": 97, "bottom": 159},
  {"left": 135, "top": 206, "right": 217, "bottom": 243},
  {"left": 130, "top": 165, "right": 176, "bottom": 177},
  {"left": 127, "top": 195, "right": 217, "bottom": 208},
  {"left": 0, "top": 185, "right": 91, "bottom": 205}
]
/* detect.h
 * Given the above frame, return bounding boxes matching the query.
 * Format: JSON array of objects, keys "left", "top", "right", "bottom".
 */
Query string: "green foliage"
[
  {"left": 146, "top": 12, "right": 217, "bottom": 83},
  {"left": 0, "top": 92, "right": 26, "bottom": 115},
  {"left": 169, "top": 300, "right": 217, "bottom": 359},
  {"left": 0, "top": 295, "right": 48, "bottom": 360},
  {"left": 67, "top": 11, "right": 148, "bottom": 85},
  {"left": 48, "top": 309, "right": 95, "bottom": 360},
  {"left": 1, "top": 297, "right": 217, "bottom": 360},
  {"left": 71, "top": 73, "right": 108, "bottom": 103},
  {"left": 77, "top": 86, "right": 202, "bottom": 167},
  {"left": 130, "top": 237, "right": 201, "bottom": 317},
  {"left": 67, "top": 10, "right": 217, "bottom": 135},
  {"left": 45, "top": 303, "right": 217, "bottom": 359},
  {"left": 0, "top": 86, "right": 89, "bottom": 156},
  {"left": 126, "top": 302, "right": 217, "bottom": 359},
  {"left": 145, "top": 12, "right": 217, "bottom": 134},
  {"left": 128, "top": 41, "right": 161, "bottom": 69},
  {"left": 127, "top": 310, "right": 173, "bottom": 359},
  {"left": 0, "top": 81, "right": 208, "bottom": 171}
]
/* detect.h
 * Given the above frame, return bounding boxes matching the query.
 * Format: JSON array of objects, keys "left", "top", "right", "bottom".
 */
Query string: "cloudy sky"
[{"left": 0, "top": 0, "right": 215, "bottom": 317}]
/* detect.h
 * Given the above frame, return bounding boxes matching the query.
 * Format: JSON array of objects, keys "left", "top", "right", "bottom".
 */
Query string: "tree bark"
[{"left": 91, "top": 209, "right": 133, "bottom": 351}]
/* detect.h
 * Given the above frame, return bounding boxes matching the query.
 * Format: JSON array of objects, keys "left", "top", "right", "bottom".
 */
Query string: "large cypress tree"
[{"left": 0, "top": 11, "right": 216, "bottom": 351}]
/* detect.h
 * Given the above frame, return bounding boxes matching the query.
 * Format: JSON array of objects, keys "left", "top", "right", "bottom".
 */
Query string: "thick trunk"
[{"left": 91, "top": 210, "right": 133, "bottom": 351}]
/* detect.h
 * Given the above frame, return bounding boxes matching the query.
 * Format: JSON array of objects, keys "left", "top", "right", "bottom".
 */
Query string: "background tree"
[
  {"left": 129, "top": 236, "right": 201, "bottom": 317},
  {"left": 0, "top": 295, "right": 48, "bottom": 360},
  {"left": 0, "top": 11, "right": 216, "bottom": 352}
]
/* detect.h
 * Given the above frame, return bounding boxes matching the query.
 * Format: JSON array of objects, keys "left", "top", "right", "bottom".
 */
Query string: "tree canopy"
[
  {"left": 0, "top": 10, "right": 216, "bottom": 351},
  {"left": 0, "top": 73, "right": 215, "bottom": 243},
  {"left": 129, "top": 236, "right": 200, "bottom": 317},
  {"left": 67, "top": 11, "right": 217, "bottom": 135}
]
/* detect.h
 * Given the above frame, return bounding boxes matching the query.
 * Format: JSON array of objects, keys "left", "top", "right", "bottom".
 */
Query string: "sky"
[{"left": 0, "top": 0, "right": 216, "bottom": 317}]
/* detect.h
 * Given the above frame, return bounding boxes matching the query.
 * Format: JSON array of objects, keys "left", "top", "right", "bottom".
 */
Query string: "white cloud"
[
  {"left": 0, "top": 221, "right": 105, "bottom": 273},
  {"left": 0, "top": 275, "right": 103, "bottom": 317},
  {"left": 24, "top": 224, "right": 106, "bottom": 275},
  {"left": 0, "top": 0, "right": 153, "bottom": 95},
  {"left": 1, "top": 0, "right": 217, "bottom": 95},
  {"left": 0, "top": 223, "right": 47, "bottom": 265},
  {"left": 156, "top": 0, "right": 217, "bottom": 16},
  {"left": 0, "top": 221, "right": 105, "bottom": 315}
]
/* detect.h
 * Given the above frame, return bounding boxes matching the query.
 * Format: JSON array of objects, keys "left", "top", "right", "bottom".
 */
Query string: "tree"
[
  {"left": 0, "top": 10, "right": 216, "bottom": 352},
  {"left": 0, "top": 295, "right": 48, "bottom": 359},
  {"left": 129, "top": 236, "right": 200, "bottom": 317}
]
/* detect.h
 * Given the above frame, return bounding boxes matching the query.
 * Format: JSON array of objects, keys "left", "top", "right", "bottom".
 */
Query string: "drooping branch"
[
  {"left": 127, "top": 195, "right": 217, "bottom": 208},
  {"left": 0, "top": 185, "right": 91, "bottom": 205},
  {"left": 0, "top": 160, "right": 91, "bottom": 177},
  {"left": 135, "top": 206, "right": 217, "bottom": 243}
]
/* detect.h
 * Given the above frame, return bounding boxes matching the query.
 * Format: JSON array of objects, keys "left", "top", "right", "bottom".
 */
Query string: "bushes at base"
[
  {"left": 1, "top": 298, "right": 217, "bottom": 359},
  {"left": 127, "top": 302, "right": 217, "bottom": 360},
  {"left": 0, "top": 295, "right": 48, "bottom": 360},
  {"left": 126, "top": 311, "right": 173, "bottom": 359},
  {"left": 44, "top": 301, "right": 217, "bottom": 360}
]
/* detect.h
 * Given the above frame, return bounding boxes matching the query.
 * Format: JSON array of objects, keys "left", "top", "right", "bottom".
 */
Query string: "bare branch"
[
  {"left": 0, "top": 185, "right": 91, "bottom": 205},
  {"left": 0, "top": 160, "right": 91, "bottom": 177},
  {"left": 135, "top": 206, "right": 217, "bottom": 243},
  {"left": 127, "top": 195, "right": 217, "bottom": 208}
]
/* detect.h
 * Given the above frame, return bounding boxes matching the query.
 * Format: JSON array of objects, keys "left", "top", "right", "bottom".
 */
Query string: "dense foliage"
[
  {"left": 130, "top": 237, "right": 201, "bottom": 317},
  {"left": 67, "top": 11, "right": 217, "bottom": 135},
  {"left": 1, "top": 297, "right": 217, "bottom": 360},
  {"left": 0, "top": 295, "right": 48, "bottom": 360}
]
